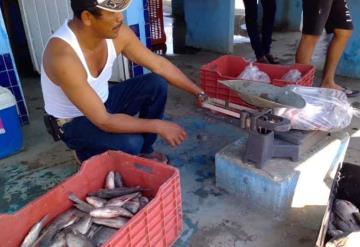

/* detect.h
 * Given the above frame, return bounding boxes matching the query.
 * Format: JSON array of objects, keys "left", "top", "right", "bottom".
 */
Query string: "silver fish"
[
  {"left": 119, "top": 192, "right": 141, "bottom": 201},
  {"left": 20, "top": 215, "right": 48, "bottom": 247},
  {"left": 86, "top": 196, "right": 107, "bottom": 208},
  {"left": 48, "top": 232, "right": 67, "bottom": 247},
  {"left": 114, "top": 172, "right": 123, "bottom": 188},
  {"left": 123, "top": 201, "right": 140, "bottom": 214},
  {"left": 105, "top": 171, "right": 115, "bottom": 189},
  {"left": 66, "top": 231, "right": 95, "bottom": 247},
  {"left": 333, "top": 199, "right": 360, "bottom": 232},
  {"left": 334, "top": 200, "right": 359, "bottom": 220},
  {"left": 90, "top": 206, "right": 133, "bottom": 218},
  {"left": 33, "top": 209, "right": 79, "bottom": 247},
  {"left": 353, "top": 212, "right": 360, "bottom": 225},
  {"left": 139, "top": 196, "right": 150, "bottom": 210},
  {"left": 69, "top": 193, "right": 94, "bottom": 213},
  {"left": 92, "top": 217, "right": 128, "bottom": 229},
  {"left": 67, "top": 215, "right": 93, "bottom": 235},
  {"left": 58, "top": 215, "right": 79, "bottom": 230},
  {"left": 72, "top": 208, "right": 88, "bottom": 218},
  {"left": 131, "top": 197, "right": 140, "bottom": 203},
  {"left": 91, "top": 226, "right": 118, "bottom": 247},
  {"left": 333, "top": 219, "right": 355, "bottom": 233},
  {"left": 87, "top": 225, "right": 101, "bottom": 239},
  {"left": 328, "top": 215, "right": 344, "bottom": 239},
  {"left": 88, "top": 187, "right": 146, "bottom": 199},
  {"left": 105, "top": 193, "right": 139, "bottom": 207}
]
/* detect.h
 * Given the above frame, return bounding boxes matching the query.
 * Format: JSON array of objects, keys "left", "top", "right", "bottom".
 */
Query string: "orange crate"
[
  {"left": 148, "top": 0, "right": 166, "bottom": 45},
  {"left": 200, "top": 55, "right": 315, "bottom": 107},
  {"left": 0, "top": 151, "right": 183, "bottom": 247}
]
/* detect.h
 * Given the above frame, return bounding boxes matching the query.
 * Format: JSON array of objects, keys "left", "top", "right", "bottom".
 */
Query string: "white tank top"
[{"left": 41, "top": 20, "right": 117, "bottom": 118}]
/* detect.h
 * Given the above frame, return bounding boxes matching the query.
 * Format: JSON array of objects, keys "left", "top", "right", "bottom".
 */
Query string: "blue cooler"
[{"left": 0, "top": 86, "right": 23, "bottom": 158}]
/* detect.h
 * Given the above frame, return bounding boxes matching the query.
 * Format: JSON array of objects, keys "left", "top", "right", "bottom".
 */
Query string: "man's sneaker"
[{"left": 139, "top": 151, "right": 169, "bottom": 164}]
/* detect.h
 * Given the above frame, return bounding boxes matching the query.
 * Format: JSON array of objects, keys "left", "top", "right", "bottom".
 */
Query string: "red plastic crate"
[
  {"left": 200, "top": 55, "right": 315, "bottom": 107},
  {"left": 148, "top": 0, "right": 166, "bottom": 45},
  {"left": 0, "top": 151, "right": 183, "bottom": 247}
]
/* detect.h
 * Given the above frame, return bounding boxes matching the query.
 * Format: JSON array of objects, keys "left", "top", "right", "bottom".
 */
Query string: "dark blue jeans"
[
  {"left": 62, "top": 73, "right": 168, "bottom": 161},
  {"left": 243, "top": 0, "right": 276, "bottom": 59}
]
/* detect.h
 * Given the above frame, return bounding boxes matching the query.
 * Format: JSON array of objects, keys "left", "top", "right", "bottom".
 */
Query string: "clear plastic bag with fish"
[
  {"left": 281, "top": 69, "right": 302, "bottom": 83},
  {"left": 274, "top": 86, "right": 360, "bottom": 132},
  {"left": 237, "top": 63, "right": 271, "bottom": 83}
]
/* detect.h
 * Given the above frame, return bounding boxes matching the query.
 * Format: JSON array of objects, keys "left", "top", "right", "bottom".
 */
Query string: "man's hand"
[
  {"left": 155, "top": 120, "right": 187, "bottom": 147},
  {"left": 196, "top": 91, "right": 209, "bottom": 107}
]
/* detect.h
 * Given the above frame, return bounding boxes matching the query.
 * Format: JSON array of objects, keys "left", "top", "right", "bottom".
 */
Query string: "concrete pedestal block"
[{"left": 215, "top": 132, "right": 350, "bottom": 215}]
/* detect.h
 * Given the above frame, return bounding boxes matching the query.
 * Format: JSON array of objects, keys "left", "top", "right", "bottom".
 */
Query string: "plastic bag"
[
  {"left": 274, "top": 86, "right": 360, "bottom": 132},
  {"left": 281, "top": 69, "right": 302, "bottom": 83},
  {"left": 237, "top": 63, "right": 271, "bottom": 83}
]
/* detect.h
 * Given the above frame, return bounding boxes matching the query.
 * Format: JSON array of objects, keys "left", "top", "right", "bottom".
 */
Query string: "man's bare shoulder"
[
  {"left": 112, "top": 24, "right": 138, "bottom": 54},
  {"left": 44, "top": 38, "right": 76, "bottom": 60},
  {"left": 43, "top": 38, "right": 86, "bottom": 85}
]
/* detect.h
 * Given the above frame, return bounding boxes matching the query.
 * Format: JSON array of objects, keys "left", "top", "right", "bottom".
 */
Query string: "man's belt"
[
  {"left": 43, "top": 114, "right": 73, "bottom": 141},
  {"left": 56, "top": 118, "right": 73, "bottom": 127}
]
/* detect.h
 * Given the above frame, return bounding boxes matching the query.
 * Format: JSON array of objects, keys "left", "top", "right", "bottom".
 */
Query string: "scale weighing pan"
[{"left": 219, "top": 80, "right": 306, "bottom": 109}]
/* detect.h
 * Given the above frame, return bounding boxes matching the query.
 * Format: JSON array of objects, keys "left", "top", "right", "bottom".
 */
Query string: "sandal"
[
  {"left": 343, "top": 87, "right": 360, "bottom": 98},
  {"left": 256, "top": 56, "right": 270, "bottom": 64},
  {"left": 139, "top": 151, "right": 169, "bottom": 164},
  {"left": 265, "top": 54, "right": 280, "bottom": 64}
]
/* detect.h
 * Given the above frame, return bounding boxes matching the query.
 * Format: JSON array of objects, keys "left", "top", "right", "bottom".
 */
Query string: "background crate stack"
[
  {"left": 148, "top": 0, "right": 166, "bottom": 46},
  {"left": 0, "top": 151, "right": 183, "bottom": 247},
  {"left": 200, "top": 55, "right": 315, "bottom": 107}
]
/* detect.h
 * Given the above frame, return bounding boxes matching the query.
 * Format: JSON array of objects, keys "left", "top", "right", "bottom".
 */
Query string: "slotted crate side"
[{"left": 111, "top": 173, "right": 182, "bottom": 247}]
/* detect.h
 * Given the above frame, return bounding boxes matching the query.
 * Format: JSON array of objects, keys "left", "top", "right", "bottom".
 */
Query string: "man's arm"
[
  {"left": 43, "top": 38, "right": 186, "bottom": 147},
  {"left": 117, "top": 25, "right": 204, "bottom": 96}
]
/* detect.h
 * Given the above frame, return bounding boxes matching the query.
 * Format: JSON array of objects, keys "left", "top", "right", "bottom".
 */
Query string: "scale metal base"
[{"left": 202, "top": 99, "right": 329, "bottom": 168}]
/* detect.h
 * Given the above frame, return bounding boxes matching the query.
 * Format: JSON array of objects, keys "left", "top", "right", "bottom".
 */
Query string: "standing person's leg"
[
  {"left": 321, "top": 29, "right": 352, "bottom": 90},
  {"left": 295, "top": 0, "right": 333, "bottom": 65},
  {"left": 243, "top": 0, "right": 264, "bottom": 60},
  {"left": 62, "top": 73, "right": 168, "bottom": 161},
  {"left": 295, "top": 35, "right": 320, "bottom": 65},
  {"left": 321, "top": 0, "right": 355, "bottom": 95},
  {"left": 260, "top": 0, "right": 279, "bottom": 64}
]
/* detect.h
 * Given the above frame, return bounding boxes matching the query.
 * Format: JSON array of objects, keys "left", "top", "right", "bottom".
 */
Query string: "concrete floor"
[{"left": 1, "top": 9, "right": 360, "bottom": 247}]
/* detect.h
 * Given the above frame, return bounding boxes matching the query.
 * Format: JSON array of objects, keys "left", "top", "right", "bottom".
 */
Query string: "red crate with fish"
[
  {"left": 200, "top": 55, "right": 315, "bottom": 107},
  {"left": 0, "top": 151, "right": 183, "bottom": 247}
]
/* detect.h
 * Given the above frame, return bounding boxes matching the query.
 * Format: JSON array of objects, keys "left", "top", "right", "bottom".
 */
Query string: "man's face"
[{"left": 91, "top": 10, "right": 124, "bottom": 39}]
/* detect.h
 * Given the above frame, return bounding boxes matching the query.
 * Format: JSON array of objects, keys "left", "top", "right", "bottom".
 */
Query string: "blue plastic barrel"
[{"left": 0, "top": 86, "right": 23, "bottom": 159}]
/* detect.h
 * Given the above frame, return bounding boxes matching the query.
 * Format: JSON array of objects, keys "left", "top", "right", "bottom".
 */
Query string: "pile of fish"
[
  {"left": 20, "top": 171, "right": 150, "bottom": 247},
  {"left": 326, "top": 199, "right": 360, "bottom": 247}
]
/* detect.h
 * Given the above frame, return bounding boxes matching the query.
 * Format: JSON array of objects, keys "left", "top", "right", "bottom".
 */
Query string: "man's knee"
[
  {"left": 146, "top": 73, "right": 167, "bottom": 86},
  {"left": 119, "top": 135, "right": 144, "bottom": 155},
  {"left": 301, "top": 34, "right": 321, "bottom": 46},
  {"left": 333, "top": 29, "right": 353, "bottom": 40},
  {"left": 145, "top": 73, "right": 168, "bottom": 96}
]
